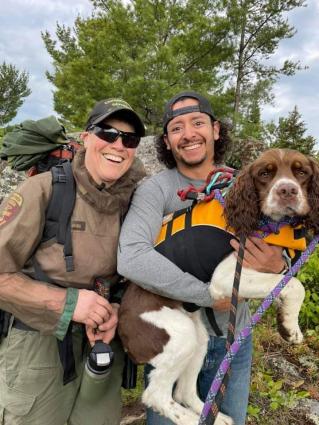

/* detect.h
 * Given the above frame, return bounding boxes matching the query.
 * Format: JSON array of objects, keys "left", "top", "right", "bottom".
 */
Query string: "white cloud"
[{"left": 0, "top": 0, "right": 93, "bottom": 123}]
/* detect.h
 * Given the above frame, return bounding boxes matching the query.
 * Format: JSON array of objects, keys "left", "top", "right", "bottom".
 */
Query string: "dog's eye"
[
  {"left": 295, "top": 168, "right": 307, "bottom": 176},
  {"left": 259, "top": 171, "right": 270, "bottom": 177}
]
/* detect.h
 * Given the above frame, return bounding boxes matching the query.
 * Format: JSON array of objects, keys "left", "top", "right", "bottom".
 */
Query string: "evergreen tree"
[
  {"left": 224, "top": 0, "right": 305, "bottom": 129},
  {"left": 271, "top": 106, "right": 316, "bottom": 155},
  {"left": 42, "top": 0, "right": 306, "bottom": 135},
  {"left": 42, "top": 0, "right": 233, "bottom": 129},
  {"left": 0, "top": 62, "right": 31, "bottom": 126}
]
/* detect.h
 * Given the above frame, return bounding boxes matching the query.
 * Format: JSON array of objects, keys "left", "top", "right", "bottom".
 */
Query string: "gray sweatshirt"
[{"left": 118, "top": 167, "right": 250, "bottom": 337}]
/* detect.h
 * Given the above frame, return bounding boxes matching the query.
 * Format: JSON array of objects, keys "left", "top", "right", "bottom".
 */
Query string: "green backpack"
[{"left": 0, "top": 115, "right": 81, "bottom": 174}]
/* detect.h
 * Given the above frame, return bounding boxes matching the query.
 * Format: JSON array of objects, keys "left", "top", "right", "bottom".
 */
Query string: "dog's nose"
[{"left": 276, "top": 182, "right": 299, "bottom": 199}]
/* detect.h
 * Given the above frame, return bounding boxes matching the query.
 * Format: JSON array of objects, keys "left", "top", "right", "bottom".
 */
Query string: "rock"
[
  {"left": 267, "top": 355, "right": 303, "bottom": 380},
  {"left": 0, "top": 162, "right": 26, "bottom": 204},
  {"left": 298, "top": 399, "right": 319, "bottom": 425},
  {"left": 136, "top": 135, "right": 164, "bottom": 177}
]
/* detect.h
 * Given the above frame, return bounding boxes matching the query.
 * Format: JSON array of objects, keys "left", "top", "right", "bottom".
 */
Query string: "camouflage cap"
[{"left": 86, "top": 98, "right": 145, "bottom": 137}]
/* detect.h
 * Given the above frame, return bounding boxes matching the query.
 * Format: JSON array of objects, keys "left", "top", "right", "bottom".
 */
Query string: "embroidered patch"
[{"left": 0, "top": 193, "right": 23, "bottom": 228}]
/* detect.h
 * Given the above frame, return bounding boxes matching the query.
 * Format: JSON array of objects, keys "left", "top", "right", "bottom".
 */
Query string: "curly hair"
[{"left": 155, "top": 120, "right": 232, "bottom": 168}]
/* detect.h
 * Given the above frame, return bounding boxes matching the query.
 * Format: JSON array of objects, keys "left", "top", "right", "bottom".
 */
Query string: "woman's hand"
[
  {"left": 72, "top": 289, "right": 113, "bottom": 328},
  {"left": 85, "top": 303, "right": 119, "bottom": 346}
]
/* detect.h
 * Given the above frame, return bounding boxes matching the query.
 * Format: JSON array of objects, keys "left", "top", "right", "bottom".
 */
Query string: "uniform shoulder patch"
[{"left": 0, "top": 192, "right": 23, "bottom": 228}]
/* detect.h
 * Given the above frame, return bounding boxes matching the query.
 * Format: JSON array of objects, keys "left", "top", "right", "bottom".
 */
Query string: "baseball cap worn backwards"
[
  {"left": 86, "top": 98, "right": 145, "bottom": 137},
  {"left": 162, "top": 91, "right": 216, "bottom": 132}
]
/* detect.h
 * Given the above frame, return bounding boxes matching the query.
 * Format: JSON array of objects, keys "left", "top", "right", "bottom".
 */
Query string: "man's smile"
[{"left": 182, "top": 143, "right": 202, "bottom": 151}]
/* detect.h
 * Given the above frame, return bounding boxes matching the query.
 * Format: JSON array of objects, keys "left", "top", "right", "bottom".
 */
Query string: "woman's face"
[{"left": 82, "top": 118, "right": 137, "bottom": 185}]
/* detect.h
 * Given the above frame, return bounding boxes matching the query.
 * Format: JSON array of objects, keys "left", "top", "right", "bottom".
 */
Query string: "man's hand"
[
  {"left": 230, "top": 236, "right": 285, "bottom": 273},
  {"left": 72, "top": 289, "right": 113, "bottom": 328},
  {"left": 212, "top": 297, "right": 246, "bottom": 311},
  {"left": 86, "top": 303, "right": 119, "bottom": 346}
]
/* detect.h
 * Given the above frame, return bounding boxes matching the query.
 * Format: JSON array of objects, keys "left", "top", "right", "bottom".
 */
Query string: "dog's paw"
[
  {"left": 285, "top": 326, "right": 303, "bottom": 344},
  {"left": 277, "top": 311, "right": 304, "bottom": 344},
  {"left": 277, "top": 313, "right": 303, "bottom": 344},
  {"left": 215, "top": 412, "right": 234, "bottom": 425},
  {"left": 174, "top": 389, "right": 204, "bottom": 415}
]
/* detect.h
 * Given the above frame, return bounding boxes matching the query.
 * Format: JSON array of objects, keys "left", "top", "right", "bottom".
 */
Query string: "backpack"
[
  {"left": 0, "top": 115, "right": 81, "bottom": 175},
  {"left": 0, "top": 116, "right": 81, "bottom": 273},
  {"left": 0, "top": 118, "right": 79, "bottom": 383}
]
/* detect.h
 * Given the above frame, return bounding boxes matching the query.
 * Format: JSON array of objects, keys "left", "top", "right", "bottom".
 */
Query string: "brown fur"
[
  {"left": 118, "top": 283, "right": 181, "bottom": 364},
  {"left": 225, "top": 149, "right": 319, "bottom": 236}
]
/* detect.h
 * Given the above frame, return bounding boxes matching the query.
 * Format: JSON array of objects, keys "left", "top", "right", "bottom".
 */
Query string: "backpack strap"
[
  {"left": 33, "top": 160, "right": 77, "bottom": 385},
  {"left": 43, "top": 161, "right": 76, "bottom": 272}
]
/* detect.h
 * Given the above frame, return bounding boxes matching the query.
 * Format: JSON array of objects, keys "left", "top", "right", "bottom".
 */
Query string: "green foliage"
[
  {"left": 248, "top": 370, "right": 309, "bottom": 424},
  {"left": 224, "top": 0, "right": 305, "bottom": 129},
  {"left": 0, "top": 62, "right": 31, "bottom": 126},
  {"left": 258, "top": 373, "right": 309, "bottom": 411},
  {"left": 269, "top": 106, "right": 317, "bottom": 155},
  {"left": 297, "top": 247, "right": 319, "bottom": 331},
  {"left": 42, "top": 0, "right": 233, "bottom": 130},
  {"left": 42, "top": 0, "right": 306, "bottom": 135}
]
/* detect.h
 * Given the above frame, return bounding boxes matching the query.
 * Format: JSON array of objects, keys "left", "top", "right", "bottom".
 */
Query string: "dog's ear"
[
  {"left": 305, "top": 157, "right": 319, "bottom": 233},
  {"left": 224, "top": 165, "right": 259, "bottom": 236}
]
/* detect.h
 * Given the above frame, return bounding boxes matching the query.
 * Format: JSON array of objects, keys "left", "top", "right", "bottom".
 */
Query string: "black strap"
[
  {"left": 205, "top": 308, "right": 223, "bottom": 337},
  {"left": 165, "top": 207, "right": 224, "bottom": 336},
  {"left": 57, "top": 323, "right": 77, "bottom": 385},
  {"left": 0, "top": 310, "right": 11, "bottom": 339},
  {"left": 31, "top": 161, "right": 77, "bottom": 385},
  {"left": 186, "top": 208, "right": 224, "bottom": 336},
  {"left": 206, "top": 235, "right": 246, "bottom": 424},
  {"left": 122, "top": 353, "right": 137, "bottom": 389},
  {"left": 48, "top": 161, "right": 76, "bottom": 272}
]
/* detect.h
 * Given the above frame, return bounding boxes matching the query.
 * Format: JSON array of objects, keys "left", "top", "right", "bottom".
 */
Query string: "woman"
[{"left": 0, "top": 99, "right": 146, "bottom": 425}]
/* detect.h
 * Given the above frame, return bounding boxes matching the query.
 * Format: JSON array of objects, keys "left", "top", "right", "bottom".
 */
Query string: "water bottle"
[{"left": 78, "top": 340, "right": 114, "bottom": 401}]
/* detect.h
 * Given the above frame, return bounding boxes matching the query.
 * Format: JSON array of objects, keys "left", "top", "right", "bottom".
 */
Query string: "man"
[{"left": 118, "top": 91, "right": 285, "bottom": 424}]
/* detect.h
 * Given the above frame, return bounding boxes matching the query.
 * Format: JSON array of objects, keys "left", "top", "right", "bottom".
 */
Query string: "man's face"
[
  {"left": 82, "top": 117, "right": 137, "bottom": 185},
  {"left": 164, "top": 98, "right": 220, "bottom": 173}
]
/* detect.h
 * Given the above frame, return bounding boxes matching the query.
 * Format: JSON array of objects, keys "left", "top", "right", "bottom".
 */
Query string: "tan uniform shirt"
[{"left": 0, "top": 149, "right": 145, "bottom": 335}]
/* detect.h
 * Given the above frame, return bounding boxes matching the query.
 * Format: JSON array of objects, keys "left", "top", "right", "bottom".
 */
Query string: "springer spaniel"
[{"left": 118, "top": 149, "right": 319, "bottom": 425}]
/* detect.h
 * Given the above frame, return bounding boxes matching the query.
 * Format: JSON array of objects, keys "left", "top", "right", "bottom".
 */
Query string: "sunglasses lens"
[
  {"left": 92, "top": 126, "right": 140, "bottom": 148},
  {"left": 96, "top": 128, "right": 119, "bottom": 143},
  {"left": 122, "top": 134, "right": 140, "bottom": 149}
]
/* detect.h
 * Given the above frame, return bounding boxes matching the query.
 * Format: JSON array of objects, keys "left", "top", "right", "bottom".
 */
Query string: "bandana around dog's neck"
[{"left": 257, "top": 214, "right": 304, "bottom": 235}]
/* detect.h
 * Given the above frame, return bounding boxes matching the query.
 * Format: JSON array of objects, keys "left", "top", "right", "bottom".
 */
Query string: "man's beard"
[{"left": 179, "top": 154, "right": 207, "bottom": 168}]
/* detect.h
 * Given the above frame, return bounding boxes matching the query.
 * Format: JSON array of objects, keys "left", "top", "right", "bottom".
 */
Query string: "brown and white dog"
[{"left": 118, "top": 149, "right": 319, "bottom": 425}]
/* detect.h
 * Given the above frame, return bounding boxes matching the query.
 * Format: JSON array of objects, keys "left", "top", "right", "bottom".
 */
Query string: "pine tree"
[
  {"left": 271, "top": 106, "right": 316, "bottom": 155},
  {"left": 0, "top": 62, "right": 31, "bottom": 126}
]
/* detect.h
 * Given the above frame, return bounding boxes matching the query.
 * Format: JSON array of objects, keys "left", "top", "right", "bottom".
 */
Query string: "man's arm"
[{"left": 117, "top": 178, "right": 213, "bottom": 308}]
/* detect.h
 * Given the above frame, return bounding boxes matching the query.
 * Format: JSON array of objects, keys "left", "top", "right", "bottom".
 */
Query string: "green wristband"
[{"left": 54, "top": 287, "right": 79, "bottom": 341}]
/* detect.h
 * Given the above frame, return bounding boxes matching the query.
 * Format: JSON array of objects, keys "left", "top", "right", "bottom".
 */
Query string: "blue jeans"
[{"left": 145, "top": 334, "right": 253, "bottom": 425}]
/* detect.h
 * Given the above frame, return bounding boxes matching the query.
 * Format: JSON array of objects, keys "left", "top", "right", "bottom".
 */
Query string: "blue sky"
[{"left": 1, "top": 0, "right": 318, "bottom": 141}]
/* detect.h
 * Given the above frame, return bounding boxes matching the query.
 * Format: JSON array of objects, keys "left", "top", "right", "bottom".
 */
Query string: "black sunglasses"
[{"left": 89, "top": 125, "right": 140, "bottom": 149}]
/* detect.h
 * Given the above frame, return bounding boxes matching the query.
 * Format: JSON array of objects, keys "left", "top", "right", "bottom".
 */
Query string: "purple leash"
[{"left": 199, "top": 233, "right": 319, "bottom": 424}]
